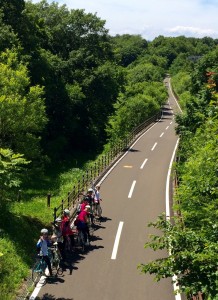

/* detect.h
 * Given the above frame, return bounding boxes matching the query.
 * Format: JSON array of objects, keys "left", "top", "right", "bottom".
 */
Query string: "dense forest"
[{"left": 0, "top": 0, "right": 217, "bottom": 299}]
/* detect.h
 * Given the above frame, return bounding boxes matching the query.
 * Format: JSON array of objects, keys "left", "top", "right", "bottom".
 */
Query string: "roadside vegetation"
[{"left": 0, "top": 1, "right": 217, "bottom": 299}]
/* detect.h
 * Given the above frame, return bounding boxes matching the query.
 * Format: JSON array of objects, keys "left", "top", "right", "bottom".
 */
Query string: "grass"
[{"left": 0, "top": 151, "right": 99, "bottom": 299}]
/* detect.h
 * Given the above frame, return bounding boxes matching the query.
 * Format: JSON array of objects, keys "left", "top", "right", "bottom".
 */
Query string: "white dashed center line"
[
  {"left": 128, "top": 180, "right": 136, "bottom": 198},
  {"left": 111, "top": 221, "right": 124, "bottom": 260}
]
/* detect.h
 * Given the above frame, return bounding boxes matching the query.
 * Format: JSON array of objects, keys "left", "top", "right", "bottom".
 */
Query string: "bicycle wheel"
[
  {"left": 32, "top": 260, "right": 42, "bottom": 285},
  {"left": 57, "top": 266, "right": 64, "bottom": 276}
]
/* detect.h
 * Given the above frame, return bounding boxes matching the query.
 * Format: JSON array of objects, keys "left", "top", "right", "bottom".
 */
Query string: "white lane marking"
[
  {"left": 160, "top": 132, "right": 164, "bottom": 138},
  {"left": 29, "top": 273, "right": 48, "bottom": 299},
  {"left": 111, "top": 221, "right": 124, "bottom": 260},
  {"left": 128, "top": 180, "right": 136, "bottom": 198},
  {"left": 151, "top": 142, "right": 157, "bottom": 151},
  {"left": 166, "top": 126, "right": 169, "bottom": 130},
  {"left": 170, "top": 121, "right": 173, "bottom": 124},
  {"left": 140, "top": 158, "right": 148, "bottom": 169},
  {"left": 166, "top": 138, "right": 181, "bottom": 300},
  {"left": 168, "top": 78, "right": 182, "bottom": 113},
  {"left": 166, "top": 139, "right": 179, "bottom": 219},
  {"left": 98, "top": 116, "right": 163, "bottom": 185}
]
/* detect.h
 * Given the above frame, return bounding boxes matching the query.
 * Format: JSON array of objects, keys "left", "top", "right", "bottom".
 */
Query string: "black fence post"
[
  {"left": 54, "top": 207, "right": 57, "bottom": 222},
  {"left": 90, "top": 166, "right": 93, "bottom": 182},
  {"left": 47, "top": 193, "right": 51, "bottom": 207},
  {"left": 101, "top": 156, "right": 104, "bottom": 172},
  {"left": 67, "top": 192, "right": 70, "bottom": 208}
]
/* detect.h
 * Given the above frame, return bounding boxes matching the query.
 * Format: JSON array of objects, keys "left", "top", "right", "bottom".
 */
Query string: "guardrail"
[{"left": 53, "top": 111, "right": 162, "bottom": 221}]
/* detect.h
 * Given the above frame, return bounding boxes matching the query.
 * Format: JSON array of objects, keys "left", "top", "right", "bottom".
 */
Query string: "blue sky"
[{"left": 31, "top": 0, "right": 218, "bottom": 40}]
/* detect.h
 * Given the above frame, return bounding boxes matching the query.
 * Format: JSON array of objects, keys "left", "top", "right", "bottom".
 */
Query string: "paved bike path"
[{"left": 34, "top": 78, "right": 181, "bottom": 300}]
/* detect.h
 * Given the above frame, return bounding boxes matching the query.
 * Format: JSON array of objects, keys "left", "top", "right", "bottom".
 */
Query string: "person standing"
[
  {"left": 53, "top": 217, "right": 65, "bottom": 261},
  {"left": 93, "top": 185, "right": 102, "bottom": 218},
  {"left": 36, "top": 228, "right": 53, "bottom": 277},
  {"left": 61, "top": 209, "right": 75, "bottom": 254}
]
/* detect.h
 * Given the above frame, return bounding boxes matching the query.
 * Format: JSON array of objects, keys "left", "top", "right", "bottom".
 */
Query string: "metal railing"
[{"left": 53, "top": 111, "right": 162, "bottom": 221}]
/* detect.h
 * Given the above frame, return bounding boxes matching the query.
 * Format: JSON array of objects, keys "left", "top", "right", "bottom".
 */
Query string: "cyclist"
[
  {"left": 61, "top": 209, "right": 75, "bottom": 253},
  {"left": 76, "top": 205, "right": 90, "bottom": 245},
  {"left": 84, "top": 188, "right": 94, "bottom": 225},
  {"left": 36, "top": 228, "right": 53, "bottom": 277},
  {"left": 78, "top": 197, "right": 89, "bottom": 213},
  {"left": 93, "top": 185, "right": 102, "bottom": 218},
  {"left": 53, "top": 217, "right": 65, "bottom": 261}
]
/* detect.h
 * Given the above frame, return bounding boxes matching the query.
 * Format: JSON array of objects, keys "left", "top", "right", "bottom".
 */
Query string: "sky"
[{"left": 31, "top": 0, "right": 218, "bottom": 40}]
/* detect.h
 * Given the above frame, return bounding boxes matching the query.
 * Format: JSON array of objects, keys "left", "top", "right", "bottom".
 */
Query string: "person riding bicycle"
[
  {"left": 76, "top": 205, "right": 90, "bottom": 245},
  {"left": 61, "top": 209, "right": 75, "bottom": 253},
  {"left": 36, "top": 228, "right": 53, "bottom": 277}
]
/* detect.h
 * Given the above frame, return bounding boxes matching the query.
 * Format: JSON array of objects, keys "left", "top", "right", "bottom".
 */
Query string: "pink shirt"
[{"left": 77, "top": 210, "right": 88, "bottom": 222}]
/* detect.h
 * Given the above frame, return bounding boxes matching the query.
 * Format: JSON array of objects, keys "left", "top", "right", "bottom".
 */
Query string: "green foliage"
[
  {"left": 0, "top": 0, "right": 25, "bottom": 35},
  {"left": 127, "top": 62, "right": 165, "bottom": 83},
  {"left": 112, "top": 34, "right": 148, "bottom": 66},
  {"left": 106, "top": 81, "right": 167, "bottom": 143},
  {"left": 169, "top": 53, "right": 193, "bottom": 76},
  {"left": 0, "top": 236, "right": 28, "bottom": 300},
  {"left": 0, "top": 12, "right": 19, "bottom": 51},
  {"left": 107, "top": 94, "right": 159, "bottom": 143},
  {"left": 138, "top": 215, "right": 218, "bottom": 298},
  {"left": 0, "top": 148, "right": 29, "bottom": 190},
  {"left": 176, "top": 119, "right": 218, "bottom": 229},
  {"left": 0, "top": 49, "right": 47, "bottom": 163}
]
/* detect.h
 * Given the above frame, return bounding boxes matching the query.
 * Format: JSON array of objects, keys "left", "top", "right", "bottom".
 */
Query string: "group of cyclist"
[{"left": 36, "top": 185, "right": 102, "bottom": 277}]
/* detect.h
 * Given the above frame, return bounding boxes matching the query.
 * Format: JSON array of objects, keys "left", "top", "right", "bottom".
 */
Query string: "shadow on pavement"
[{"left": 36, "top": 294, "right": 73, "bottom": 300}]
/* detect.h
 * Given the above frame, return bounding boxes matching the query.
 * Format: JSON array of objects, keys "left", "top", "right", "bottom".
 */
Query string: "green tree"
[
  {"left": 127, "top": 62, "right": 165, "bottom": 83},
  {"left": 112, "top": 34, "right": 148, "bottom": 67},
  {"left": 0, "top": 49, "right": 47, "bottom": 163},
  {"left": 0, "top": 0, "right": 25, "bottom": 34},
  {"left": 0, "top": 148, "right": 30, "bottom": 201},
  {"left": 106, "top": 81, "right": 167, "bottom": 143}
]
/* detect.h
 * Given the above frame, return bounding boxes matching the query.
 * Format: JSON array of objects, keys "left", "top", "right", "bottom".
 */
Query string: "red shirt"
[
  {"left": 80, "top": 201, "right": 88, "bottom": 211},
  {"left": 77, "top": 210, "right": 88, "bottom": 222},
  {"left": 61, "top": 215, "right": 73, "bottom": 236}
]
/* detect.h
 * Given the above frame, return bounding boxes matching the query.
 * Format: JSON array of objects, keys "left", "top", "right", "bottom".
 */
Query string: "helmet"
[
  {"left": 41, "top": 228, "right": 48, "bottom": 234},
  {"left": 64, "top": 209, "right": 70, "bottom": 215},
  {"left": 88, "top": 188, "right": 93, "bottom": 193},
  {"left": 55, "top": 217, "right": 62, "bottom": 223},
  {"left": 85, "top": 205, "right": 91, "bottom": 209}
]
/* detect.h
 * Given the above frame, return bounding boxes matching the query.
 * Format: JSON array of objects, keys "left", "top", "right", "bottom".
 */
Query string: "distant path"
[{"left": 32, "top": 77, "right": 182, "bottom": 300}]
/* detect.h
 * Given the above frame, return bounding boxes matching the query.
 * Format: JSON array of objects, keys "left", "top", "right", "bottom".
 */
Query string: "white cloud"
[
  {"left": 166, "top": 26, "right": 218, "bottom": 38},
  {"left": 29, "top": 0, "right": 218, "bottom": 40}
]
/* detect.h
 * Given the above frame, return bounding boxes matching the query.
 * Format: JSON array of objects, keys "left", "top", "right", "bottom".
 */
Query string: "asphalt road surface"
[{"left": 31, "top": 78, "right": 182, "bottom": 300}]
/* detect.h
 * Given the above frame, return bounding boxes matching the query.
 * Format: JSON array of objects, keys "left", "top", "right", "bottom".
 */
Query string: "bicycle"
[
  {"left": 75, "top": 227, "right": 89, "bottom": 253},
  {"left": 31, "top": 255, "right": 48, "bottom": 285},
  {"left": 50, "top": 242, "right": 63, "bottom": 276},
  {"left": 93, "top": 201, "right": 102, "bottom": 220}
]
